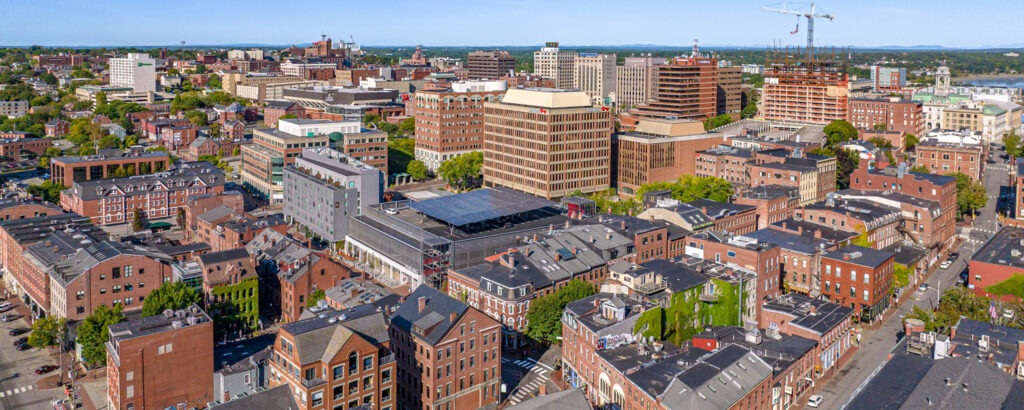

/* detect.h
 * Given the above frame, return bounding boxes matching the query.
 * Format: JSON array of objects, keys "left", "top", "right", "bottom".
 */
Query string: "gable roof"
[{"left": 390, "top": 285, "right": 468, "bottom": 345}]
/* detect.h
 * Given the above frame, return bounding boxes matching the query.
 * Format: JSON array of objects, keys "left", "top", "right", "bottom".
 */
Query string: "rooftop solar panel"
[{"left": 407, "top": 188, "right": 555, "bottom": 226}]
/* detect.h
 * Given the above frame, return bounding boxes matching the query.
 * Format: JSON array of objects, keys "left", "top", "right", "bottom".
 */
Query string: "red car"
[{"left": 34, "top": 365, "right": 58, "bottom": 375}]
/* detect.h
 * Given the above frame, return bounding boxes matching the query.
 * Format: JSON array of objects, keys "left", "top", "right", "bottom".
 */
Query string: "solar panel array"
[{"left": 408, "top": 188, "right": 555, "bottom": 226}]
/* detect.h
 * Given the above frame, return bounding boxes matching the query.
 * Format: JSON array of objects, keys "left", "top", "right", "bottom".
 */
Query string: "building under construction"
[{"left": 761, "top": 46, "right": 849, "bottom": 125}]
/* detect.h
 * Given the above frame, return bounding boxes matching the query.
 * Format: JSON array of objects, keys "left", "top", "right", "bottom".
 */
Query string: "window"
[
  {"left": 76, "top": 291, "right": 85, "bottom": 300},
  {"left": 363, "top": 375, "right": 373, "bottom": 390},
  {"left": 113, "top": 285, "right": 121, "bottom": 293},
  {"left": 348, "top": 380, "right": 358, "bottom": 395},
  {"left": 311, "top": 391, "right": 323, "bottom": 407},
  {"left": 381, "top": 369, "right": 391, "bottom": 384},
  {"left": 126, "top": 371, "right": 134, "bottom": 381},
  {"left": 112, "top": 267, "right": 121, "bottom": 279},
  {"left": 363, "top": 356, "right": 372, "bottom": 371},
  {"left": 349, "top": 352, "right": 358, "bottom": 374},
  {"left": 126, "top": 385, "right": 134, "bottom": 398},
  {"left": 863, "top": 290, "right": 869, "bottom": 301},
  {"left": 334, "top": 384, "right": 345, "bottom": 400}
]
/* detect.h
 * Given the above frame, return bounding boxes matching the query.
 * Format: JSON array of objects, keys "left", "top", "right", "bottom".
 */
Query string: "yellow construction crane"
[{"left": 762, "top": 2, "right": 834, "bottom": 52}]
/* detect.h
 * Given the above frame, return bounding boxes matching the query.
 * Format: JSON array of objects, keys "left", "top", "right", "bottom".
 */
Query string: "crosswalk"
[
  {"left": 505, "top": 358, "right": 554, "bottom": 406},
  {"left": 0, "top": 385, "right": 34, "bottom": 397}
]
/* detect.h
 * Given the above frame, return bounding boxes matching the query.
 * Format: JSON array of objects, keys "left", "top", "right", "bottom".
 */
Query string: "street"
[
  {"left": 814, "top": 161, "right": 1008, "bottom": 410},
  {"left": 0, "top": 305, "right": 66, "bottom": 410},
  {"left": 500, "top": 346, "right": 561, "bottom": 406}
]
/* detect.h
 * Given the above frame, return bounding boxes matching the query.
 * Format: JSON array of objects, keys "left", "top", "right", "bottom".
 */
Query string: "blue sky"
[{"left": 1, "top": 0, "right": 1020, "bottom": 48}]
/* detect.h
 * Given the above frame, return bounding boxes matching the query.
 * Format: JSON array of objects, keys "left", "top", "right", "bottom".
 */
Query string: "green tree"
[
  {"left": 703, "top": 114, "right": 733, "bottom": 131},
  {"left": 948, "top": 172, "right": 987, "bottom": 217},
  {"left": 306, "top": 289, "right": 327, "bottom": 308},
  {"left": 835, "top": 149, "right": 860, "bottom": 189},
  {"left": 140, "top": 281, "right": 201, "bottom": 317},
  {"left": 868, "top": 136, "right": 894, "bottom": 149},
  {"left": 399, "top": 117, "right": 415, "bottom": 136},
  {"left": 437, "top": 151, "right": 483, "bottom": 191},
  {"left": 1003, "top": 131, "right": 1022, "bottom": 161},
  {"left": 27, "top": 317, "right": 64, "bottom": 349},
  {"left": 871, "top": 123, "right": 887, "bottom": 131},
  {"left": 525, "top": 279, "right": 595, "bottom": 344},
  {"left": 185, "top": 110, "right": 208, "bottom": 126},
  {"left": 27, "top": 180, "right": 65, "bottom": 203},
  {"left": 909, "top": 164, "right": 931, "bottom": 174},
  {"left": 95, "top": 91, "right": 107, "bottom": 108},
  {"left": 132, "top": 208, "right": 144, "bottom": 231},
  {"left": 823, "top": 120, "right": 858, "bottom": 149},
  {"left": 208, "top": 74, "right": 222, "bottom": 89},
  {"left": 407, "top": 160, "right": 428, "bottom": 180},
  {"left": 77, "top": 304, "right": 125, "bottom": 365},
  {"left": 232, "top": 146, "right": 240, "bottom": 156},
  {"left": 740, "top": 103, "right": 757, "bottom": 119}
]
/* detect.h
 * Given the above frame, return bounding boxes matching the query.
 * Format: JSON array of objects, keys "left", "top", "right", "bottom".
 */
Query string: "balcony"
[
  {"left": 301, "top": 377, "right": 326, "bottom": 389},
  {"left": 699, "top": 293, "right": 719, "bottom": 303},
  {"left": 634, "top": 281, "right": 667, "bottom": 295}
]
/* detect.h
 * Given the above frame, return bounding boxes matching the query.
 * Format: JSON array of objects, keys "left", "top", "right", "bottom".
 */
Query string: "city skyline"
[{"left": 3, "top": 0, "right": 1023, "bottom": 49}]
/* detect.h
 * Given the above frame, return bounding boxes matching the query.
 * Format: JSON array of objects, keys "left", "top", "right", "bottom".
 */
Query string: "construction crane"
[{"left": 762, "top": 2, "right": 834, "bottom": 52}]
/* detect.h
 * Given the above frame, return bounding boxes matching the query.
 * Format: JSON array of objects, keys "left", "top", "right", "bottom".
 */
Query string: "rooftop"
[
  {"left": 761, "top": 293, "right": 853, "bottom": 336},
  {"left": 971, "top": 226, "right": 1024, "bottom": 268},
  {"left": 498, "top": 88, "right": 592, "bottom": 109},
  {"left": 109, "top": 304, "right": 210, "bottom": 344},
  {"left": 407, "top": 187, "right": 556, "bottom": 227},
  {"left": 823, "top": 245, "right": 895, "bottom": 269},
  {"left": 390, "top": 286, "right": 468, "bottom": 345}
]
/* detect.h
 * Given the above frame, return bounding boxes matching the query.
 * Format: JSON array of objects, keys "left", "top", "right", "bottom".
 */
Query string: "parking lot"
[{"left": 0, "top": 300, "right": 67, "bottom": 409}]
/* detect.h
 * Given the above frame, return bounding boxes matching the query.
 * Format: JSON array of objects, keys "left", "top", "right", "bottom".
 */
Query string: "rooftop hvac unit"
[{"left": 979, "top": 335, "right": 990, "bottom": 352}]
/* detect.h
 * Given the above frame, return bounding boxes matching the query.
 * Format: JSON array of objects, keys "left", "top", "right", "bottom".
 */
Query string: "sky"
[{"left": 1, "top": 0, "right": 1022, "bottom": 49}]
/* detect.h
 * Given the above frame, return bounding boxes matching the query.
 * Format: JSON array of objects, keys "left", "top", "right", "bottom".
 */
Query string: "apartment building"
[
  {"left": 106, "top": 305, "right": 213, "bottom": 410},
  {"left": 413, "top": 80, "right": 506, "bottom": 171},
  {"left": 847, "top": 97, "right": 924, "bottom": 136},
  {"left": 614, "top": 56, "right": 666, "bottom": 113},
  {"left": 614, "top": 118, "right": 729, "bottom": 196},
  {"left": 466, "top": 50, "right": 515, "bottom": 80},
  {"left": 631, "top": 56, "right": 718, "bottom": 121},
  {"left": 389, "top": 286, "right": 501, "bottom": 410},
  {"left": 760, "top": 294, "right": 855, "bottom": 379},
  {"left": 573, "top": 53, "right": 616, "bottom": 104},
  {"left": 762, "top": 50, "right": 849, "bottom": 124},
  {"left": 0, "top": 137, "right": 50, "bottom": 158},
  {"left": 869, "top": 66, "right": 907, "bottom": 92},
  {"left": 694, "top": 146, "right": 753, "bottom": 188},
  {"left": 241, "top": 127, "right": 330, "bottom": 202},
  {"left": 820, "top": 245, "right": 895, "bottom": 321},
  {"left": 60, "top": 161, "right": 225, "bottom": 225},
  {"left": 834, "top": 189, "right": 948, "bottom": 254},
  {"left": 795, "top": 199, "right": 902, "bottom": 250},
  {"left": 108, "top": 53, "right": 156, "bottom": 93},
  {"left": 282, "top": 147, "right": 383, "bottom": 243},
  {"left": 266, "top": 304, "right": 396, "bottom": 410},
  {"left": 533, "top": 42, "right": 577, "bottom": 89},
  {"left": 685, "top": 232, "right": 782, "bottom": 317},
  {"left": 915, "top": 139, "right": 984, "bottom": 181},
  {"left": 482, "top": 88, "right": 612, "bottom": 199},
  {"left": 0, "top": 100, "right": 28, "bottom": 118},
  {"left": 735, "top": 185, "right": 800, "bottom": 230}
]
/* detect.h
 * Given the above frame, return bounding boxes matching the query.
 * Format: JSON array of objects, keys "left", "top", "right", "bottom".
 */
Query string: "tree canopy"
[
  {"left": 437, "top": 151, "right": 483, "bottom": 191},
  {"left": 1003, "top": 131, "right": 1022, "bottom": 160},
  {"left": 823, "top": 120, "right": 858, "bottom": 149},
  {"left": 27, "top": 317, "right": 64, "bottom": 349},
  {"left": 703, "top": 114, "right": 733, "bottom": 131},
  {"left": 947, "top": 172, "right": 986, "bottom": 217},
  {"left": 140, "top": 281, "right": 201, "bottom": 317},
  {"left": 909, "top": 164, "right": 931, "bottom": 174},
  {"left": 306, "top": 289, "right": 327, "bottom": 308},
  {"left": 407, "top": 160, "right": 428, "bottom": 181},
  {"left": 77, "top": 304, "right": 125, "bottom": 365},
  {"left": 525, "top": 279, "right": 595, "bottom": 344}
]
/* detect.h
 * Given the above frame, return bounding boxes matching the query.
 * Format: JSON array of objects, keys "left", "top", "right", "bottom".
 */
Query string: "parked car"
[
  {"left": 0, "top": 314, "right": 20, "bottom": 322},
  {"left": 8, "top": 327, "right": 29, "bottom": 336},
  {"left": 0, "top": 302, "right": 11, "bottom": 310},
  {"left": 807, "top": 395, "right": 824, "bottom": 408},
  {"left": 940, "top": 260, "right": 953, "bottom": 269},
  {"left": 34, "top": 365, "right": 58, "bottom": 375},
  {"left": 15, "top": 343, "right": 31, "bottom": 351},
  {"left": 919, "top": 283, "right": 929, "bottom": 293},
  {"left": 13, "top": 336, "right": 27, "bottom": 346}
]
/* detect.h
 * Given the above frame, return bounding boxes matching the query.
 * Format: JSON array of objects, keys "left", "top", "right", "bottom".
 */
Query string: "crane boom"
[{"left": 762, "top": 2, "right": 834, "bottom": 53}]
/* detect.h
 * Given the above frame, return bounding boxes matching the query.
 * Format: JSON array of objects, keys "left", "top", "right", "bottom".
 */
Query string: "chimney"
[
  {"left": 449, "top": 312, "right": 457, "bottom": 323},
  {"left": 814, "top": 229, "right": 822, "bottom": 239},
  {"left": 599, "top": 215, "right": 604, "bottom": 223},
  {"left": 701, "top": 207, "right": 708, "bottom": 214},
  {"left": 572, "top": 246, "right": 578, "bottom": 255},
  {"left": 843, "top": 253, "right": 851, "bottom": 261},
  {"left": 418, "top": 297, "right": 427, "bottom": 313},
  {"left": 555, "top": 252, "right": 561, "bottom": 261},
  {"left": 797, "top": 226, "right": 803, "bottom": 235},
  {"left": 533, "top": 233, "right": 538, "bottom": 242},
  {"left": 593, "top": 298, "right": 600, "bottom": 307},
  {"left": 565, "top": 219, "right": 571, "bottom": 229},
  {"left": 606, "top": 232, "right": 612, "bottom": 240},
  {"left": 950, "top": 326, "right": 957, "bottom": 340},
  {"left": 782, "top": 221, "right": 788, "bottom": 230},
  {"left": 350, "top": 288, "right": 359, "bottom": 298},
  {"left": 620, "top": 221, "right": 626, "bottom": 230},
  {"left": 808, "top": 304, "right": 817, "bottom": 314},
  {"left": 650, "top": 215, "right": 654, "bottom": 222}
]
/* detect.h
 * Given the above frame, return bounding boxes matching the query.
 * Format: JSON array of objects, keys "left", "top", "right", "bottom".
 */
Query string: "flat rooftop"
[
  {"left": 407, "top": 187, "right": 556, "bottom": 227},
  {"left": 972, "top": 226, "right": 1024, "bottom": 268}
]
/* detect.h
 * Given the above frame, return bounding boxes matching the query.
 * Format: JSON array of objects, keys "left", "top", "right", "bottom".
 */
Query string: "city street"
[
  {"left": 0, "top": 305, "right": 66, "bottom": 410},
  {"left": 814, "top": 161, "right": 1008, "bottom": 410},
  {"left": 500, "top": 346, "right": 562, "bottom": 406}
]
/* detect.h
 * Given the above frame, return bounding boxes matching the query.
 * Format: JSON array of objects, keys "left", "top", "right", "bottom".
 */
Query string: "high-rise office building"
[
  {"left": 573, "top": 53, "right": 616, "bottom": 105},
  {"left": 108, "top": 53, "right": 156, "bottom": 93},
  {"left": 483, "top": 88, "right": 612, "bottom": 199},
  {"left": 533, "top": 42, "right": 577, "bottom": 89},
  {"left": 717, "top": 66, "right": 743, "bottom": 114},
  {"left": 631, "top": 56, "right": 719, "bottom": 121},
  {"left": 466, "top": 50, "right": 516, "bottom": 80},
  {"left": 615, "top": 56, "right": 666, "bottom": 112},
  {"left": 413, "top": 80, "right": 507, "bottom": 171},
  {"left": 870, "top": 66, "right": 907, "bottom": 92}
]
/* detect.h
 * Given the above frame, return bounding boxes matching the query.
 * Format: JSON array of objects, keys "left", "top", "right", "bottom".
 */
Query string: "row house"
[
  {"left": 688, "top": 198, "right": 757, "bottom": 235},
  {"left": 268, "top": 304, "right": 397, "bottom": 410},
  {"left": 596, "top": 214, "right": 690, "bottom": 263},
  {"left": 60, "top": 162, "right": 226, "bottom": 225},
  {"left": 183, "top": 191, "right": 244, "bottom": 235},
  {"left": 694, "top": 146, "right": 753, "bottom": 188},
  {"left": 735, "top": 185, "right": 800, "bottom": 230},
  {"left": 684, "top": 231, "right": 782, "bottom": 316},
  {"left": 821, "top": 245, "right": 895, "bottom": 321},
  {"left": 744, "top": 227, "right": 836, "bottom": 297},
  {"left": 389, "top": 286, "right": 501, "bottom": 410},
  {"left": 760, "top": 293, "right": 855, "bottom": 381},
  {"left": 447, "top": 225, "right": 629, "bottom": 348},
  {"left": 796, "top": 198, "right": 902, "bottom": 250},
  {"left": 207, "top": 214, "right": 288, "bottom": 253}
]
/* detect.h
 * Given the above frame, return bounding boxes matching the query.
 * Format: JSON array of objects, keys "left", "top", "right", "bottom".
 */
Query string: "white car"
[
  {"left": 807, "top": 395, "right": 824, "bottom": 408},
  {"left": 940, "top": 260, "right": 953, "bottom": 269}
]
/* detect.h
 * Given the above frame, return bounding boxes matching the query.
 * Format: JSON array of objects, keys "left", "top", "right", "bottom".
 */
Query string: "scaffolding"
[{"left": 761, "top": 46, "right": 850, "bottom": 125}]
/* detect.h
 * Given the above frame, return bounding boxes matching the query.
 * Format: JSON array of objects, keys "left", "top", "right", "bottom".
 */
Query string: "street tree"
[
  {"left": 407, "top": 160, "right": 428, "bottom": 181},
  {"left": 77, "top": 304, "right": 125, "bottom": 365}
]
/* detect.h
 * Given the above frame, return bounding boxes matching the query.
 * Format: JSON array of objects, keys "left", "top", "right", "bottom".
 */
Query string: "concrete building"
[
  {"left": 389, "top": 286, "right": 501, "bottom": 410},
  {"left": 108, "top": 53, "right": 157, "bottom": 93},
  {"left": 614, "top": 56, "right": 666, "bottom": 112},
  {"left": 241, "top": 127, "right": 330, "bottom": 202},
  {"left": 282, "top": 86, "right": 400, "bottom": 110},
  {"left": 50, "top": 151, "right": 171, "bottom": 187},
  {"left": 466, "top": 50, "right": 515, "bottom": 80},
  {"left": 283, "top": 147, "right": 383, "bottom": 244},
  {"left": 869, "top": 66, "right": 907, "bottom": 93},
  {"left": 631, "top": 56, "right": 718, "bottom": 121},
  {"left": 221, "top": 73, "right": 302, "bottom": 96},
  {"left": 106, "top": 305, "right": 214, "bottom": 410},
  {"left": 0, "top": 100, "right": 28, "bottom": 118},
  {"left": 717, "top": 65, "right": 743, "bottom": 115},
  {"left": 412, "top": 81, "right": 506, "bottom": 171},
  {"left": 483, "top": 88, "right": 612, "bottom": 199},
  {"left": 573, "top": 53, "right": 616, "bottom": 104},
  {"left": 847, "top": 97, "right": 924, "bottom": 136},
  {"left": 533, "top": 42, "right": 577, "bottom": 89}
]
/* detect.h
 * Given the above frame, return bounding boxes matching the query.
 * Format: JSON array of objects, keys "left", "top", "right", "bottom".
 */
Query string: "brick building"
[
  {"left": 413, "top": 82, "right": 506, "bottom": 171},
  {"left": 631, "top": 56, "right": 718, "bottom": 121},
  {"left": 915, "top": 139, "right": 984, "bottom": 182},
  {"left": 262, "top": 100, "right": 305, "bottom": 127},
  {"left": 735, "top": 185, "right": 799, "bottom": 230},
  {"left": 389, "top": 286, "right": 502, "bottom": 410},
  {"left": 265, "top": 304, "right": 396, "bottom": 410},
  {"left": 847, "top": 97, "right": 924, "bottom": 136},
  {"left": 760, "top": 294, "right": 855, "bottom": 380},
  {"left": 183, "top": 191, "right": 244, "bottom": 235},
  {"left": 483, "top": 88, "right": 612, "bottom": 199},
  {"left": 834, "top": 189, "right": 950, "bottom": 255},
  {"left": 966, "top": 226, "right": 1024, "bottom": 302},
  {"left": 0, "top": 137, "right": 51, "bottom": 158},
  {"left": 51, "top": 151, "right": 171, "bottom": 187},
  {"left": 106, "top": 305, "right": 214, "bottom": 410},
  {"left": 684, "top": 231, "right": 782, "bottom": 318},
  {"left": 60, "top": 161, "right": 225, "bottom": 225},
  {"left": 795, "top": 199, "right": 902, "bottom": 250},
  {"left": 687, "top": 198, "right": 757, "bottom": 235},
  {"left": 744, "top": 227, "right": 833, "bottom": 296},
  {"left": 206, "top": 214, "right": 288, "bottom": 253},
  {"left": 45, "top": 119, "right": 70, "bottom": 137},
  {"left": 821, "top": 245, "right": 895, "bottom": 321},
  {"left": 694, "top": 146, "right": 753, "bottom": 188},
  {"left": 613, "top": 118, "right": 729, "bottom": 196}
]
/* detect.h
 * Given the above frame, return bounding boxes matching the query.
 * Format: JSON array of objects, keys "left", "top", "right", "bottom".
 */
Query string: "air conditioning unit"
[{"left": 979, "top": 335, "right": 990, "bottom": 352}]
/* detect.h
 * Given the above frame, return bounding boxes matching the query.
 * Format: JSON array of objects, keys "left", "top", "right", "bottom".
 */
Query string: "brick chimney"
[
  {"left": 620, "top": 220, "right": 626, "bottom": 230},
  {"left": 572, "top": 246, "right": 578, "bottom": 255},
  {"left": 843, "top": 253, "right": 851, "bottom": 261},
  {"left": 538, "top": 384, "right": 546, "bottom": 395},
  {"left": 797, "top": 226, "right": 803, "bottom": 235},
  {"left": 418, "top": 297, "right": 427, "bottom": 313},
  {"left": 950, "top": 326, "right": 957, "bottom": 340},
  {"left": 350, "top": 288, "right": 359, "bottom": 298},
  {"left": 449, "top": 312, "right": 457, "bottom": 323},
  {"left": 814, "top": 229, "right": 822, "bottom": 239}
]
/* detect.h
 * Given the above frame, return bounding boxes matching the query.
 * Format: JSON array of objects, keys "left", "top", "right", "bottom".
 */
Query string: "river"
[{"left": 964, "top": 76, "right": 1024, "bottom": 88}]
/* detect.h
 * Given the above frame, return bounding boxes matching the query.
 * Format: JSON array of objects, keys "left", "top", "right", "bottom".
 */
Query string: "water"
[{"left": 964, "top": 77, "right": 1024, "bottom": 88}]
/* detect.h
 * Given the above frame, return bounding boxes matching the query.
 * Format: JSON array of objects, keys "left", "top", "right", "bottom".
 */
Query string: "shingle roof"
[{"left": 390, "top": 285, "right": 468, "bottom": 345}]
